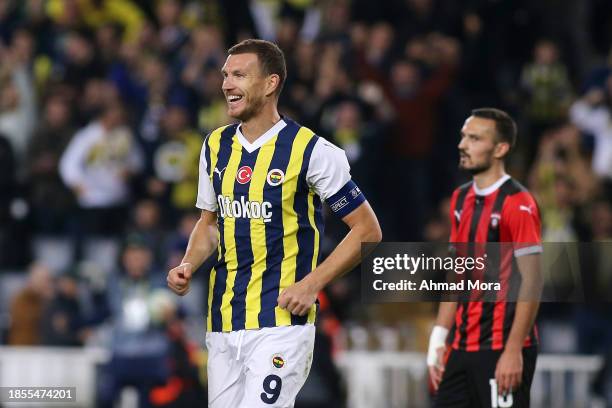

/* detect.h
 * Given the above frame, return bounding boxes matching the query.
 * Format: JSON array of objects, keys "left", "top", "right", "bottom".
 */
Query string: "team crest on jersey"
[
  {"left": 272, "top": 354, "right": 285, "bottom": 369},
  {"left": 266, "top": 169, "right": 285, "bottom": 186},
  {"left": 236, "top": 166, "right": 253, "bottom": 184},
  {"left": 490, "top": 212, "right": 501, "bottom": 229}
]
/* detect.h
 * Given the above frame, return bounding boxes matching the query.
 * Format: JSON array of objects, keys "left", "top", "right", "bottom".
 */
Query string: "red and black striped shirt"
[{"left": 447, "top": 175, "right": 542, "bottom": 351}]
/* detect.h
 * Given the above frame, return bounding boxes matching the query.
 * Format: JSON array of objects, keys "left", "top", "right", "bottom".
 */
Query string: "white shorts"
[{"left": 206, "top": 324, "right": 315, "bottom": 408}]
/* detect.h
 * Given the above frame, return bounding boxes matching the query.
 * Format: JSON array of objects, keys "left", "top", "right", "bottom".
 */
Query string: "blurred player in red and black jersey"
[{"left": 427, "top": 108, "right": 543, "bottom": 407}]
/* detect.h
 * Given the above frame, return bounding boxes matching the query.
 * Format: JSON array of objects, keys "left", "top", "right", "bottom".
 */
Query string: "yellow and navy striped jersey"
[{"left": 197, "top": 118, "right": 365, "bottom": 332}]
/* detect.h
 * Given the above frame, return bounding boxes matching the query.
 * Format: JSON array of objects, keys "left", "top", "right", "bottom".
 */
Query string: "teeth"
[{"left": 228, "top": 95, "right": 242, "bottom": 102}]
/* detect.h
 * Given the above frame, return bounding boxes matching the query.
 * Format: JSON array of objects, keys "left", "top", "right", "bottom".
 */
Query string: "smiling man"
[
  {"left": 166, "top": 39, "right": 381, "bottom": 407},
  {"left": 427, "top": 108, "right": 543, "bottom": 408}
]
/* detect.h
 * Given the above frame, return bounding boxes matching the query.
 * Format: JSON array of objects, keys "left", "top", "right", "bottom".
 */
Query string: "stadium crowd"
[{"left": 1, "top": 0, "right": 611, "bottom": 406}]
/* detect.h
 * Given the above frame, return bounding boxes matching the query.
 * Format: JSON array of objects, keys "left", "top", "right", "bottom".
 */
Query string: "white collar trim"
[
  {"left": 236, "top": 119, "right": 287, "bottom": 153},
  {"left": 473, "top": 174, "right": 511, "bottom": 196}
]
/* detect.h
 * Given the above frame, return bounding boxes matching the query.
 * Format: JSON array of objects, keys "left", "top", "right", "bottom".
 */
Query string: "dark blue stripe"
[
  {"left": 204, "top": 133, "right": 212, "bottom": 177},
  {"left": 211, "top": 227, "right": 226, "bottom": 332},
  {"left": 211, "top": 125, "right": 238, "bottom": 194},
  {"left": 259, "top": 120, "right": 301, "bottom": 328},
  {"left": 230, "top": 148, "right": 258, "bottom": 330},
  {"left": 210, "top": 125, "right": 237, "bottom": 332},
  {"left": 313, "top": 194, "right": 324, "bottom": 264},
  {"left": 292, "top": 135, "right": 318, "bottom": 325}
]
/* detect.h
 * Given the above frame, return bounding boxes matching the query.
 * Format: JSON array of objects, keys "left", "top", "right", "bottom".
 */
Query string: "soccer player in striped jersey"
[
  {"left": 167, "top": 39, "right": 382, "bottom": 407},
  {"left": 428, "top": 108, "right": 542, "bottom": 407}
]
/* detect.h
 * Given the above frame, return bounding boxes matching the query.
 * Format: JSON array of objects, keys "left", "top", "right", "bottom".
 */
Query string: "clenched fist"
[
  {"left": 167, "top": 263, "right": 193, "bottom": 296},
  {"left": 277, "top": 278, "right": 318, "bottom": 316}
]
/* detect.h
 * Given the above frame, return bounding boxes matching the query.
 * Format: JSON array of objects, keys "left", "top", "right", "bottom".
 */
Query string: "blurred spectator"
[
  {"left": 0, "top": 131, "right": 18, "bottom": 268},
  {"left": 133, "top": 53, "right": 191, "bottom": 145},
  {"left": 46, "top": 0, "right": 145, "bottom": 44},
  {"left": 59, "top": 31, "right": 106, "bottom": 94},
  {"left": 59, "top": 101, "right": 143, "bottom": 237},
  {"left": 41, "top": 269, "right": 83, "bottom": 346},
  {"left": 127, "top": 199, "right": 166, "bottom": 266},
  {"left": 144, "top": 104, "right": 202, "bottom": 219},
  {"left": 27, "top": 94, "right": 77, "bottom": 234},
  {"left": 196, "top": 67, "right": 231, "bottom": 133},
  {"left": 520, "top": 39, "right": 573, "bottom": 167},
  {"left": 77, "top": 79, "right": 120, "bottom": 126},
  {"left": 7, "top": 262, "right": 53, "bottom": 345},
  {"left": 0, "top": 1, "right": 19, "bottom": 44},
  {"left": 150, "top": 315, "right": 207, "bottom": 407},
  {"left": 217, "top": 0, "right": 256, "bottom": 45},
  {"left": 528, "top": 125, "right": 596, "bottom": 241},
  {"left": 318, "top": 0, "right": 351, "bottom": 44},
  {"left": 382, "top": 35, "right": 458, "bottom": 240},
  {"left": 155, "top": 0, "right": 189, "bottom": 58},
  {"left": 164, "top": 211, "right": 201, "bottom": 271},
  {"left": 322, "top": 100, "right": 385, "bottom": 215},
  {"left": 354, "top": 22, "right": 395, "bottom": 83},
  {"left": 589, "top": 198, "right": 612, "bottom": 241},
  {"left": 95, "top": 23, "right": 122, "bottom": 67},
  {"left": 99, "top": 235, "right": 174, "bottom": 408},
  {"left": 583, "top": 45, "right": 612, "bottom": 92},
  {"left": 178, "top": 25, "right": 225, "bottom": 92},
  {"left": 423, "top": 197, "right": 451, "bottom": 243},
  {"left": 0, "top": 32, "right": 37, "bottom": 172},
  {"left": 570, "top": 87, "right": 612, "bottom": 181}
]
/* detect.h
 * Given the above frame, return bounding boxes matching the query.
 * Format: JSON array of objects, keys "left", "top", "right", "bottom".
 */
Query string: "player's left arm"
[
  {"left": 278, "top": 200, "right": 381, "bottom": 316},
  {"left": 495, "top": 193, "right": 543, "bottom": 396},
  {"left": 277, "top": 138, "right": 382, "bottom": 316}
]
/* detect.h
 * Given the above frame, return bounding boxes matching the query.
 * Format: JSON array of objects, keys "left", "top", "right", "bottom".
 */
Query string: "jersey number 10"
[{"left": 489, "top": 379, "right": 514, "bottom": 407}]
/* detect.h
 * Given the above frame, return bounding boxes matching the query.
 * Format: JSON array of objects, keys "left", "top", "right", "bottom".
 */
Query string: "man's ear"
[
  {"left": 265, "top": 74, "right": 280, "bottom": 97},
  {"left": 494, "top": 142, "right": 510, "bottom": 159}
]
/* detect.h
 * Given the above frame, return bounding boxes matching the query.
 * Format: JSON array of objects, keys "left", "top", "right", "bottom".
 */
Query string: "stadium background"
[{"left": 0, "top": 0, "right": 611, "bottom": 406}]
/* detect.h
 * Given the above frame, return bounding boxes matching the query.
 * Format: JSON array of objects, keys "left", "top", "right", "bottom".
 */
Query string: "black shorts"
[{"left": 434, "top": 347, "right": 537, "bottom": 408}]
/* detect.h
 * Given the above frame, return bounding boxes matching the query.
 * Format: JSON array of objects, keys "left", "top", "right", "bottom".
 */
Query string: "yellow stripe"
[
  {"left": 307, "top": 303, "right": 316, "bottom": 323},
  {"left": 245, "top": 135, "right": 278, "bottom": 329},
  {"left": 275, "top": 127, "right": 315, "bottom": 325},
  {"left": 220, "top": 135, "right": 242, "bottom": 332},
  {"left": 306, "top": 191, "right": 318, "bottom": 324},
  {"left": 204, "top": 126, "right": 226, "bottom": 332},
  {"left": 206, "top": 268, "right": 216, "bottom": 331}
]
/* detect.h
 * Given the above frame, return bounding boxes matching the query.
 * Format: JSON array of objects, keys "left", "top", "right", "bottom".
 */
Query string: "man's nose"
[
  {"left": 222, "top": 77, "right": 233, "bottom": 91},
  {"left": 458, "top": 137, "right": 467, "bottom": 150}
]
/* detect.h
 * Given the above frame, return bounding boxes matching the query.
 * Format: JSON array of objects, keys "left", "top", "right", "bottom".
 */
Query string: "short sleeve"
[
  {"left": 306, "top": 137, "right": 366, "bottom": 217},
  {"left": 195, "top": 138, "right": 218, "bottom": 212},
  {"left": 503, "top": 193, "right": 542, "bottom": 257},
  {"left": 306, "top": 138, "right": 351, "bottom": 200}
]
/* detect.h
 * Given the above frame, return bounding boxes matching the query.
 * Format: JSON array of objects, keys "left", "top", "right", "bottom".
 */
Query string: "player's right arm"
[
  {"left": 167, "top": 210, "right": 218, "bottom": 296},
  {"left": 428, "top": 187, "right": 462, "bottom": 389},
  {"left": 168, "top": 135, "right": 219, "bottom": 296},
  {"left": 428, "top": 302, "right": 456, "bottom": 390}
]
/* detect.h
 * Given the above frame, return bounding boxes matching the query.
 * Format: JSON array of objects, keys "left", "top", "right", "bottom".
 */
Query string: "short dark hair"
[
  {"left": 471, "top": 107, "right": 517, "bottom": 152},
  {"left": 227, "top": 39, "right": 287, "bottom": 96}
]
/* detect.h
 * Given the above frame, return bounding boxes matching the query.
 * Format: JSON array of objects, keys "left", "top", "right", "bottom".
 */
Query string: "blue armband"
[{"left": 326, "top": 180, "right": 366, "bottom": 218}]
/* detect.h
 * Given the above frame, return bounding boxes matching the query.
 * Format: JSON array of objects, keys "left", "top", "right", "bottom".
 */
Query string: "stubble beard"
[
  {"left": 459, "top": 157, "right": 493, "bottom": 176},
  {"left": 232, "top": 95, "right": 266, "bottom": 122}
]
